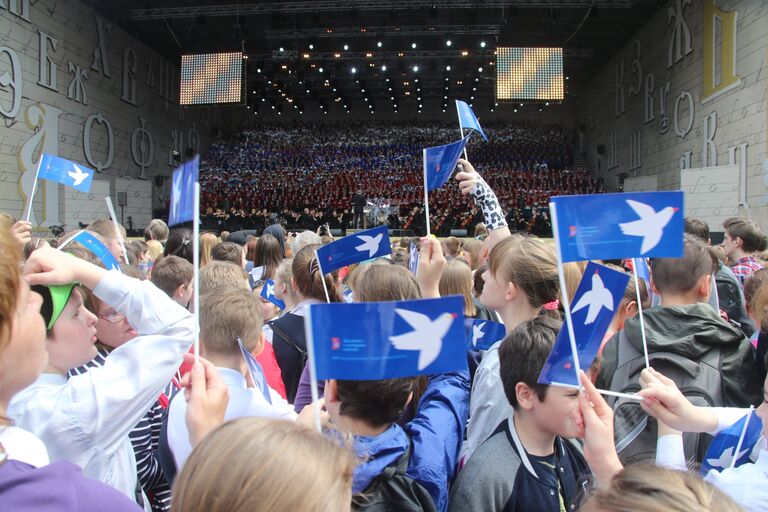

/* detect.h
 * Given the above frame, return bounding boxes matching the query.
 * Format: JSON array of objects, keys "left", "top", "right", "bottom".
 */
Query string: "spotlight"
[
  {"left": 381, "top": 64, "right": 387, "bottom": 71},
  {"left": 256, "top": 68, "right": 261, "bottom": 73},
  {"left": 351, "top": 67, "right": 357, "bottom": 74},
  {"left": 446, "top": 65, "right": 451, "bottom": 71},
  {"left": 308, "top": 44, "right": 314, "bottom": 50},
  {"left": 343, "top": 44, "right": 349, "bottom": 50},
  {"left": 446, "top": 40, "right": 452, "bottom": 47},
  {"left": 480, "top": 41, "right": 486, "bottom": 48},
  {"left": 377, "top": 41, "right": 382, "bottom": 47},
  {"left": 412, "top": 65, "right": 419, "bottom": 72},
  {"left": 478, "top": 67, "right": 483, "bottom": 72},
  {"left": 411, "top": 42, "right": 417, "bottom": 49},
  {"left": 319, "top": 67, "right": 324, "bottom": 73}
]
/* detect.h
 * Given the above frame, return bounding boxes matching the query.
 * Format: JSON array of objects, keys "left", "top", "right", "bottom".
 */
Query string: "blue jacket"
[{"left": 352, "top": 370, "right": 470, "bottom": 512}]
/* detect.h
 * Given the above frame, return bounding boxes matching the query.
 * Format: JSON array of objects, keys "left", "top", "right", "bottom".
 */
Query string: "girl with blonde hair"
[
  {"left": 199, "top": 232, "right": 219, "bottom": 267},
  {"left": 172, "top": 418, "right": 355, "bottom": 512}
]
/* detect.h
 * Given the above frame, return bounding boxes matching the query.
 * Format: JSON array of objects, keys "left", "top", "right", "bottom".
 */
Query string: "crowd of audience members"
[
  {"left": 1, "top": 158, "right": 767, "bottom": 512},
  {"left": 198, "top": 122, "right": 601, "bottom": 236}
]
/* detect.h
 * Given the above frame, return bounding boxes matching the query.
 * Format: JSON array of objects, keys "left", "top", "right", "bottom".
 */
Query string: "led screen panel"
[
  {"left": 496, "top": 47, "right": 564, "bottom": 101},
  {"left": 180, "top": 52, "right": 243, "bottom": 105}
]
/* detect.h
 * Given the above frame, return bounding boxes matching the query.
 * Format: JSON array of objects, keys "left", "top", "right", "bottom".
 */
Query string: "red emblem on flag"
[
  {"left": 331, "top": 337, "right": 341, "bottom": 350},
  {"left": 568, "top": 226, "right": 577, "bottom": 237}
]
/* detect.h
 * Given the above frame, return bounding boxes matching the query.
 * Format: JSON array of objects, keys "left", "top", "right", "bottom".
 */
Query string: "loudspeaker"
[
  {"left": 596, "top": 144, "right": 605, "bottom": 155},
  {"left": 450, "top": 229, "right": 468, "bottom": 237},
  {"left": 117, "top": 191, "right": 127, "bottom": 207},
  {"left": 154, "top": 175, "right": 165, "bottom": 186}
]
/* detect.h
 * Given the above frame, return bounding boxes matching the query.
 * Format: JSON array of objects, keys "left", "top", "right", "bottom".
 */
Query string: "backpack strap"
[{"left": 269, "top": 317, "right": 307, "bottom": 357}]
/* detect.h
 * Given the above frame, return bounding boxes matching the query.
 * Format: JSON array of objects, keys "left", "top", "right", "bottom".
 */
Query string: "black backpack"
[
  {"left": 608, "top": 333, "right": 723, "bottom": 468},
  {"left": 352, "top": 442, "right": 436, "bottom": 512}
]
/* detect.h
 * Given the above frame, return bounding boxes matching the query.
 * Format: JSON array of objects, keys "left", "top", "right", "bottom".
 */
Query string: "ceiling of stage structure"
[{"left": 81, "top": 0, "right": 665, "bottom": 114}]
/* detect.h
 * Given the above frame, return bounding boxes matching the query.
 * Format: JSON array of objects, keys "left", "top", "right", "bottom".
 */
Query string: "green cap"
[{"left": 32, "top": 283, "right": 77, "bottom": 330}]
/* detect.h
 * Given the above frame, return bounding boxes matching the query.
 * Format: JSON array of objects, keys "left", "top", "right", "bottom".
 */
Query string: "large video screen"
[
  {"left": 496, "top": 47, "right": 564, "bottom": 101},
  {"left": 180, "top": 52, "right": 243, "bottom": 105}
]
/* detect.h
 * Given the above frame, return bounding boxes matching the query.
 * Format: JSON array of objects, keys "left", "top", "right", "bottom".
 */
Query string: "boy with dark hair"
[
  {"left": 210, "top": 241, "right": 246, "bottom": 268},
  {"left": 685, "top": 217, "right": 754, "bottom": 337},
  {"left": 722, "top": 217, "right": 767, "bottom": 286},
  {"left": 598, "top": 235, "right": 760, "bottom": 407},
  {"left": 150, "top": 255, "right": 194, "bottom": 307},
  {"left": 449, "top": 316, "right": 589, "bottom": 512},
  {"left": 324, "top": 371, "right": 468, "bottom": 512}
]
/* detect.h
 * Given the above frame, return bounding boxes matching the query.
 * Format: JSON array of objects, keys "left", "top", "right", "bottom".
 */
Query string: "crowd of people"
[
  {"left": 198, "top": 122, "right": 601, "bottom": 236},
  {"left": 1, "top": 153, "right": 767, "bottom": 512}
]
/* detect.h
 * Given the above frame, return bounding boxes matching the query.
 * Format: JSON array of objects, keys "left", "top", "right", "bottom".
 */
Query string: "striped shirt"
[
  {"left": 69, "top": 346, "right": 179, "bottom": 512},
  {"left": 730, "top": 256, "right": 763, "bottom": 287}
]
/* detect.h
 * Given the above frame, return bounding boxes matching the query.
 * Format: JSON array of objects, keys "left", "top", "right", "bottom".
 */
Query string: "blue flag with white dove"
[
  {"left": 37, "top": 154, "right": 94, "bottom": 193},
  {"left": 465, "top": 318, "right": 506, "bottom": 351},
  {"left": 316, "top": 225, "right": 391, "bottom": 274},
  {"left": 538, "top": 262, "right": 630, "bottom": 386},
  {"left": 423, "top": 135, "right": 472, "bottom": 191},
  {"left": 307, "top": 296, "right": 467, "bottom": 380},
  {"left": 68, "top": 231, "right": 121, "bottom": 271},
  {"left": 455, "top": 100, "right": 488, "bottom": 141},
  {"left": 551, "top": 191, "right": 684, "bottom": 262},
  {"left": 169, "top": 155, "right": 199, "bottom": 226},
  {"left": 700, "top": 409, "right": 762, "bottom": 475},
  {"left": 260, "top": 279, "right": 285, "bottom": 310}
]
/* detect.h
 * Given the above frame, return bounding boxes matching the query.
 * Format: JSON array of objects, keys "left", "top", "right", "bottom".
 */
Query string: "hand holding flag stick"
[{"left": 415, "top": 237, "right": 446, "bottom": 299}]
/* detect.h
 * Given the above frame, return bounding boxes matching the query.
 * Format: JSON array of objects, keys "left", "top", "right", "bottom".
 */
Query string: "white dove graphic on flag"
[{"left": 390, "top": 309, "right": 454, "bottom": 370}]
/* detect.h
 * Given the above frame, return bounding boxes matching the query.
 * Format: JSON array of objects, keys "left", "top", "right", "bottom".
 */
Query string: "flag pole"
[
  {"left": 631, "top": 258, "right": 651, "bottom": 369},
  {"left": 455, "top": 100, "right": 469, "bottom": 161},
  {"left": 548, "top": 201, "right": 583, "bottom": 392},
  {"left": 105, "top": 196, "right": 130, "bottom": 265},
  {"left": 193, "top": 181, "right": 201, "bottom": 364},
  {"left": 57, "top": 229, "right": 85, "bottom": 251},
  {"left": 23, "top": 157, "right": 44, "bottom": 223},
  {"left": 315, "top": 250, "right": 332, "bottom": 303},
  {"left": 730, "top": 406, "right": 755, "bottom": 469},
  {"left": 422, "top": 149, "right": 431, "bottom": 238},
  {"left": 304, "top": 306, "right": 323, "bottom": 433}
]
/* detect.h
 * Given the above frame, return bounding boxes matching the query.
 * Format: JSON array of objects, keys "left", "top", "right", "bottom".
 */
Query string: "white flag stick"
[
  {"left": 548, "top": 201, "right": 583, "bottom": 392},
  {"left": 105, "top": 196, "right": 130, "bottom": 265},
  {"left": 422, "top": 149, "right": 431, "bottom": 238},
  {"left": 631, "top": 258, "right": 650, "bottom": 369},
  {"left": 193, "top": 182, "right": 201, "bottom": 364},
  {"left": 304, "top": 306, "right": 323, "bottom": 433},
  {"left": 57, "top": 229, "right": 86, "bottom": 251},
  {"left": 730, "top": 405, "right": 755, "bottom": 469},
  {"left": 23, "top": 158, "right": 44, "bottom": 223},
  {"left": 455, "top": 100, "right": 469, "bottom": 161},
  {"left": 550, "top": 382, "right": 643, "bottom": 401},
  {"left": 315, "top": 250, "right": 332, "bottom": 304}
]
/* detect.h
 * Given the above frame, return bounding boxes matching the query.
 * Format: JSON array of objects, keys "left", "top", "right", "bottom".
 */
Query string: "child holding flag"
[
  {"left": 8, "top": 245, "right": 195, "bottom": 503},
  {"left": 638, "top": 365, "right": 768, "bottom": 512}
]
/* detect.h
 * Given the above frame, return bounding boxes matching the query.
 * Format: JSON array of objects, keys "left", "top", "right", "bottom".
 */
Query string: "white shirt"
[
  {"left": 166, "top": 367, "right": 297, "bottom": 471},
  {"left": 0, "top": 426, "right": 49, "bottom": 467},
  {"left": 656, "top": 407, "right": 768, "bottom": 512},
  {"left": 460, "top": 341, "right": 513, "bottom": 463},
  {"left": 8, "top": 271, "right": 195, "bottom": 502}
]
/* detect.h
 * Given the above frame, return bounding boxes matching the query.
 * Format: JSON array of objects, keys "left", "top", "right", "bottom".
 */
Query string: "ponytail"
[{"left": 293, "top": 244, "right": 341, "bottom": 302}]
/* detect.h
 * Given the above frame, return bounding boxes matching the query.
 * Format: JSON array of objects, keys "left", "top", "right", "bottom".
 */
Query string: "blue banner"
[
  {"left": 308, "top": 296, "right": 467, "bottom": 380},
  {"left": 260, "top": 279, "right": 286, "bottom": 310},
  {"left": 423, "top": 135, "right": 471, "bottom": 191},
  {"left": 70, "top": 231, "right": 121, "bottom": 271},
  {"left": 316, "top": 225, "right": 391, "bottom": 274},
  {"left": 552, "top": 191, "right": 684, "bottom": 262},
  {"left": 538, "top": 262, "right": 629, "bottom": 386},
  {"left": 456, "top": 100, "right": 488, "bottom": 141},
  {"left": 465, "top": 318, "right": 506, "bottom": 351},
  {"left": 38, "top": 154, "right": 94, "bottom": 193},
  {"left": 701, "top": 409, "right": 762, "bottom": 475},
  {"left": 169, "top": 155, "right": 199, "bottom": 226}
]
